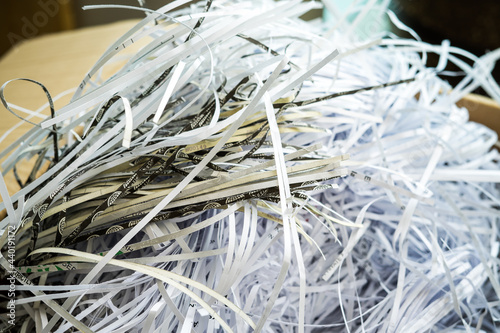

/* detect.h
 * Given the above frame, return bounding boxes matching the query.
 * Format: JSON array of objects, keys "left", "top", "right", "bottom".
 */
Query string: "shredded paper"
[{"left": 1, "top": 0, "right": 500, "bottom": 332}]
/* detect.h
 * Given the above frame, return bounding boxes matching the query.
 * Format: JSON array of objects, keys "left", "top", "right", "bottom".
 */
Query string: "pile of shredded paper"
[{"left": 1, "top": 0, "right": 499, "bottom": 332}]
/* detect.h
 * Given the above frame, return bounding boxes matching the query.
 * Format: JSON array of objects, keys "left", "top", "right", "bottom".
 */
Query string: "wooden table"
[{"left": 0, "top": 20, "right": 499, "bottom": 204}]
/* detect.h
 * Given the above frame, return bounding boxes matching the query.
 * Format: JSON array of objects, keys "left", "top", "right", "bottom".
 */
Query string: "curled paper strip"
[{"left": 1, "top": 0, "right": 500, "bottom": 332}]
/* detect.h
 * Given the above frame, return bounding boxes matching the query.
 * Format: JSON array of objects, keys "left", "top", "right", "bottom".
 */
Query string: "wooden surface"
[
  {"left": 0, "top": 19, "right": 139, "bottom": 138},
  {"left": 457, "top": 93, "right": 500, "bottom": 138},
  {"left": 0, "top": 20, "right": 499, "bottom": 204}
]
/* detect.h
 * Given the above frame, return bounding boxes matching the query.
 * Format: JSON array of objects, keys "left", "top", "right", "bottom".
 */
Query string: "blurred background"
[
  {"left": 0, "top": 0, "right": 174, "bottom": 57},
  {"left": 1, "top": 0, "right": 499, "bottom": 91}
]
